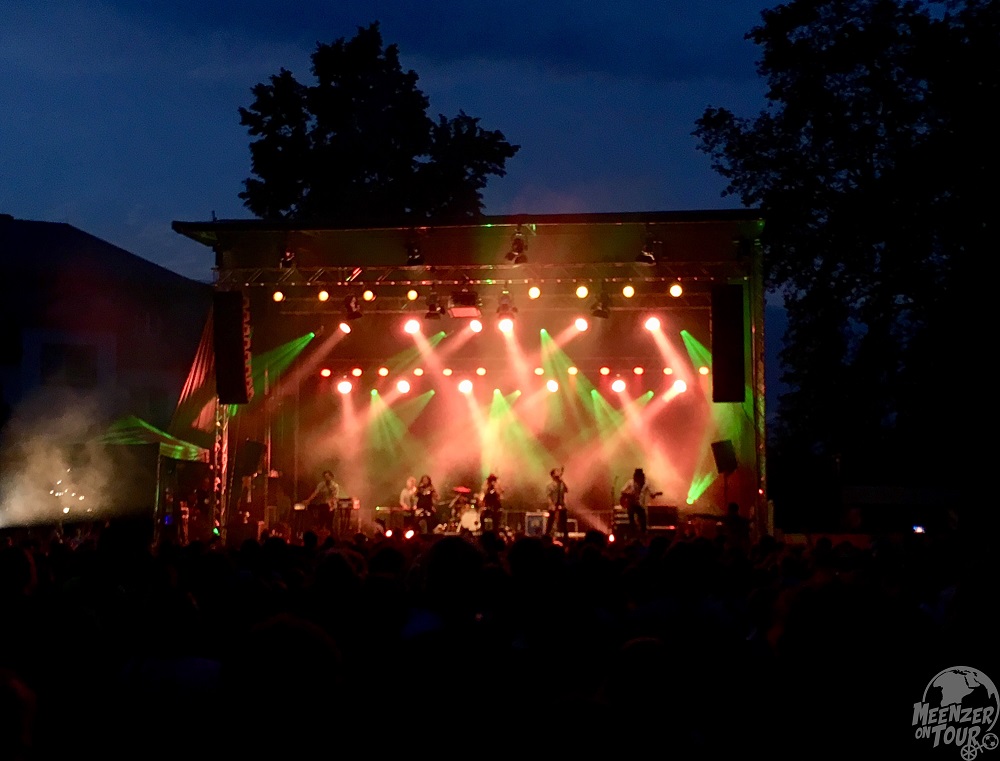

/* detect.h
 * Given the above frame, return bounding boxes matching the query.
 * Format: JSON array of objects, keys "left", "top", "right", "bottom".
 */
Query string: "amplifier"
[{"left": 648, "top": 505, "right": 680, "bottom": 529}]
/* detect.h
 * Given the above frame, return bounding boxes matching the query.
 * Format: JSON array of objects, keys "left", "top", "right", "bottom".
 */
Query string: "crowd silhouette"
[{"left": 0, "top": 515, "right": 992, "bottom": 760}]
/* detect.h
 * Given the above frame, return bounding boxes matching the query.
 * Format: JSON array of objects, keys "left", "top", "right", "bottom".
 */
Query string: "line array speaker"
[
  {"left": 711, "top": 283, "right": 746, "bottom": 403},
  {"left": 213, "top": 290, "right": 254, "bottom": 405}
]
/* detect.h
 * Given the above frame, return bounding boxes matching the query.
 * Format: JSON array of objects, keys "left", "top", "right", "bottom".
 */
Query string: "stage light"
[
  {"left": 320, "top": 368, "right": 332, "bottom": 378},
  {"left": 575, "top": 285, "right": 589, "bottom": 299},
  {"left": 404, "top": 529, "right": 415, "bottom": 540},
  {"left": 458, "top": 379, "right": 473, "bottom": 394},
  {"left": 505, "top": 225, "right": 527, "bottom": 264},
  {"left": 424, "top": 291, "right": 444, "bottom": 319},
  {"left": 470, "top": 319, "right": 483, "bottom": 333},
  {"left": 534, "top": 367, "right": 544, "bottom": 376},
  {"left": 663, "top": 367, "right": 673, "bottom": 375},
  {"left": 404, "top": 318, "right": 420, "bottom": 334},
  {"left": 599, "top": 366, "right": 610, "bottom": 376},
  {"left": 339, "top": 322, "right": 352, "bottom": 334},
  {"left": 622, "top": 284, "right": 635, "bottom": 298},
  {"left": 476, "top": 367, "right": 487, "bottom": 376},
  {"left": 397, "top": 379, "right": 411, "bottom": 394},
  {"left": 272, "top": 290, "right": 285, "bottom": 302},
  {"left": 546, "top": 379, "right": 559, "bottom": 392},
  {"left": 318, "top": 290, "right": 330, "bottom": 302},
  {"left": 407, "top": 289, "right": 419, "bottom": 301},
  {"left": 528, "top": 286, "right": 541, "bottom": 299},
  {"left": 637, "top": 235, "right": 657, "bottom": 264},
  {"left": 673, "top": 379, "right": 688, "bottom": 393},
  {"left": 413, "top": 368, "right": 424, "bottom": 376},
  {"left": 337, "top": 380, "right": 353, "bottom": 394},
  {"left": 644, "top": 316, "right": 661, "bottom": 331},
  {"left": 590, "top": 292, "right": 610, "bottom": 319},
  {"left": 699, "top": 366, "right": 710, "bottom": 375},
  {"left": 611, "top": 378, "right": 626, "bottom": 392},
  {"left": 378, "top": 367, "right": 389, "bottom": 377},
  {"left": 406, "top": 241, "right": 423, "bottom": 266},
  {"left": 362, "top": 289, "right": 376, "bottom": 302},
  {"left": 575, "top": 317, "right": 589, "bottom": 331},
  {"left": 633, "top": 366, "right": 644, "bottom": 375},
  {"left": 496, "top": 291, "right": 517, "bottom": 326},
  {"left": 443, "top": 368, "right": 453, "bottom": 377},
  {"left": 351, "top": 367, "right": 363, "bottom": 377},
  {"left": 567, "top": 366, "right": 578, "bottom": 375},
  {"left": 669, "top": 282, "right": 683, "bottom": 298},
  {"left": 498, "top": 317, "right": 514, "bottom": 334},
  {"left": 279, "top": 250, "right": 295, "bottom": 269},
  {"left": 344, "top": 295, "right": 363, "bottom": 320}
]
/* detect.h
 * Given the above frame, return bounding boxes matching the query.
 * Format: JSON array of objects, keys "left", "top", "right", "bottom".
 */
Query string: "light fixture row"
[
  {"left": 318, "top": 365, "right": 705, "bottom": 380},
  {"left": 321, "top": 375, "right": 691, "bottom": 397}
]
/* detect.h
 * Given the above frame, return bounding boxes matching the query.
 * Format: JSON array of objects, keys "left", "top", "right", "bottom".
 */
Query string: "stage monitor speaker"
[
  {"left": 711, "top": 440, "right": 738, "bottom": 474},
  {"left": 214, "top": 290, "right": 254, "bottom": 405},
  {"left": 711, "top": 284, "right": 745, "bottom": 403},
  {"left": 234, "top": 439, "right": 265, "bottom": 477}
]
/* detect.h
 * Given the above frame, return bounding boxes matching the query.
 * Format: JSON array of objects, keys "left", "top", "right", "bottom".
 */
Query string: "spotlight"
[
  {"left": 644, "top": 316, "right": 661, "bottom": 331},
  {"left": 443, "top": 368, "right": 453, "bottom": 377},
  {"left": 337, "top": 380, "right": 353, "bottom": 394},
  {"left": 576, "top": 285, "right": 589, "bottom": 299},
  {"left": 397, "top": 379, "right": 411, "bottom": 394},
  {"left": 318, "top": 290, "right": 330, "bottom": 302},
  {"left": 546, "top": 379, "right": 559, "bottom": 393},
  {"left": 338, "top": 322, "right": 352, "bottom": 334},
  {"left": 344, "top": 295, "right": 363, "bottom": 320},
  {"left": 567, "top": 366, "right": 578, "bottom": 375},
  {"left": 637, "top": 236, "right": 657, "bottom": 265},
  {"left": 633, "top": 366, "right": 644, "bottom": 375},
  {"left": 590, "top": 292, "right": 610, "bottom": 319},
  {"left": 673, "top": 379, "right": 688, "bottom": 393},
  {"left": 505, "top": 226, "right": 528, "bottom": 264},
  {"left": 424, "top": 291, "right": 444, "bottom": 319},
  {"left": 476, "top": 367, "right": 487, "bottom": 376},
  {"left": 351, "top": 367, "right": 363, "bottom": 377},
  {"left": 622, "top": 284, "right": 635, "bottom": 298},
  {"left": 279, "top": 250, "right": 295, "bottom": 269},
  {"left": 498, "top": 318, "right": 514, "bottom": 334},
  {"left": 320, "top": 368, "right": 332, "bottom": 378},
  {"left": 469, "top": 319, "right": 483, "bottom": 333},
  {"left": 378, "top": 367, "right": 389, "bottom": 377},
  {"left": 404, "top": 319, "right": 420, "bottom": 334},
  {"left": 669, "top": 282, "right": 683, "bottom": 298},
  {"left": 611, "top": 378, "right": 626, "bottom": 392},
  {"left": 458, "top": 379, "right": 473, "bottom": 394},
  {"left": 497, "top": 291, "right": 517, "bottom": 322},
  {"left": 406, "top": 289, "right": 419, "bottom": 301},
  {"left": 575, "top": 317, "right": 589, "bottom": 332},
  {"left": 534, "top": 367, "right": 544, "bottom": 376},
  {"left": 406, "top": 241, "right": 424, "bottom": 266},
  {"left": 699, "top": 366, "right": 710, "bottom": 375},
  {"left": 362, "top": 289, "right": 376, "bottom": 302},
  {"left": 528, "top": 286, "right": 541, "bottom": 299},
  {"left": 599, "top": 366, "right": 610, "bottom": 376},
  {"left": 272, "top": 290, "right": 285, "bottom": 302}
]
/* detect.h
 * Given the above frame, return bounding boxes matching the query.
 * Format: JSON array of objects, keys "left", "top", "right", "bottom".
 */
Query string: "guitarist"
[{"left": 620, "top": 467, "right": 661, "bottom": 537}]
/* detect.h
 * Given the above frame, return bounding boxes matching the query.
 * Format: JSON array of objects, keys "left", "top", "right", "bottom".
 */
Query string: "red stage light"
[
  {"left": 458, "top": 379, "right": 473, "bottom": 394},
  {"left": 404, "top": 318, "right": 420, "bottom": 334},
  {"left": 351, "top": 367, "right": 363, "bottom": 377},
  {"left": 476, "top": 367, "right": 486, "bottom": 376},
  {"left": 568, "top": 366, "right": 578, "bottom": 375},
  {"left": 575, "top": 317, "right": 589, "bottom": 331},
  {"left": 320, "top": 368, "right": 332, "bottom": 378},
  {"left": 397, "top": 379, "right": 411, "bottom": 394},
  {"left": 633, "top": 366, "right": 644, "bottom": 375},
  {"left": 699, "top": 366, "right": 709, "bottom": 375},
  {"left": 533, "top": 367, "right": 544, "bottom": 376},
  {"left": 644, "top": 316, "right": 661, "bottom": 331},
  {"left": 470, "top": 319, "right": 483, "bottom": 333},
  {"left": 546, "top": 379, "right": 559, "bottom": 392},
  {"left": 611, "top": 379, "right": 626, "bottom": 392},
  {"left": 599, "top": 366, "right": 610, "bottom": 376},
  {"left": 339, "top": 322, "right": 351, "bottom": 334},
  {"left": 378, "top": 367, "right": 389, "bottom": 377},
  {"left": 413, "top": 368, "right": 424, "bottom": 376},
  {"left": 337, "top": 380, "right": 353, "bottom": 394},
  {"left": 443, "top": 368, "right": 453, "bottom": 377},
  {"left": 498, "top": 317, "right": 514, "bottom": 334}
]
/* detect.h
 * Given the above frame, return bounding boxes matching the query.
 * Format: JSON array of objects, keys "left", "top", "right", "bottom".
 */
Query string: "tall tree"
[
  {"left": 693, "top": 0, "right": 992, "bottom": 511},
  {"left": 238, "top": 22, "right": 519, "bottom": 224}
]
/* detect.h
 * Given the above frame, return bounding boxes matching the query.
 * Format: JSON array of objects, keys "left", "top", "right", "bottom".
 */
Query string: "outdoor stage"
[{"left": 168, "top": 211, "right": 768, "bottom": 548}]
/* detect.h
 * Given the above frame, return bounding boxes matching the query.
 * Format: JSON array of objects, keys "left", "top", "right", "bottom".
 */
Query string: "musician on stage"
[
  {"left": 306, "top": 470, "right": 340, "bottom": 508},
  {"left": 544, "top": 467, "right": 569, "bottom": 541},
  {"left": 399, "top": 476, "right": 417, "bottom": 511},
  {"left": 414, "top": 474, "right": 438, "bottom": 534},
  {"left": 619, "top": 467, "right": 662, "bottom": 537},
  {"left": 480, "top": 473, "right": 503, "bottom": 533}
]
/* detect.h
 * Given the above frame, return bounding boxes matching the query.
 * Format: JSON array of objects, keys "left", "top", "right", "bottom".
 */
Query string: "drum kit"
[{"left": 437, "top": 485, "right": 485, "bottom": 533}]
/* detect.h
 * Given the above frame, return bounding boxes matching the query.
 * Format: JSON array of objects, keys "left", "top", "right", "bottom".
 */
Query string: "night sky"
[{"left": 2, "top": 0, "right": 770, "bottom": 283}]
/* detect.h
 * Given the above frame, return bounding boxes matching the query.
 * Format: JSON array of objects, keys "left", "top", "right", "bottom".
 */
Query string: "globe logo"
[{"left": 912, "top": 667, "right": 999, "bottom": 758}]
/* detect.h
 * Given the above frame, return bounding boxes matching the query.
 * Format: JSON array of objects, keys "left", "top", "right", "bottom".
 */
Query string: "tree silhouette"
[
  {"left": 694, "top": 0, "right": 991, "bottom": 514},
  {"left": 238, "top": 22, "right": 519, "bottom": 225}
]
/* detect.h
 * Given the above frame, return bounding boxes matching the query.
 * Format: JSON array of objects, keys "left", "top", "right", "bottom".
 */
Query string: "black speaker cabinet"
[
  {"left": 214, "top": 290, "right": 254, "bottom": 404},
  {"left": 711, "top": 440, "right": 738, "bottom": 474}
]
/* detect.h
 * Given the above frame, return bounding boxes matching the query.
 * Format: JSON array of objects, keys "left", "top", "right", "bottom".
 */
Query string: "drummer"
[{"left": 448, "top": 486, "right": 474, "bottom": 523}]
